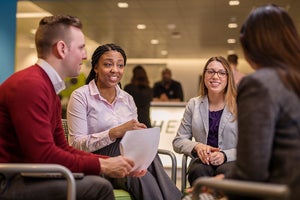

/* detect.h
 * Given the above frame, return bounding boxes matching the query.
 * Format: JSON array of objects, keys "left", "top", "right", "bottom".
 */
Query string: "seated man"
[
  {"left": 153, "top": 68, "right": 184, "bottom": 102},
  {"left": 0, "top": 15, "right": 144, "bottom": 200}
]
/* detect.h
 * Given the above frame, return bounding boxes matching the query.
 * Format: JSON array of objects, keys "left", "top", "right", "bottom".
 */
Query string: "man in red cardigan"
[{"left": 0, "top": 15, "right": 142, "bottom": 200}]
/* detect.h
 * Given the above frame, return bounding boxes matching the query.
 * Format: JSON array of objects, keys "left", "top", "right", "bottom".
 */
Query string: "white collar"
[{"left": 37, "top": 59, "right": 66, "bottom": 94}]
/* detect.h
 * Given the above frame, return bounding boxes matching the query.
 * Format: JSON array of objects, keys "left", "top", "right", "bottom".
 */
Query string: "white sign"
[{"left": 150, "top": 102, "right": 186, "bottom": 167}]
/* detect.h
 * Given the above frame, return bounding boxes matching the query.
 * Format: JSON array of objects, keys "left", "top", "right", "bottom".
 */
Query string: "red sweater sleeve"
[{"left": 2, "top": 66, "right": 105, "bottom": 175}]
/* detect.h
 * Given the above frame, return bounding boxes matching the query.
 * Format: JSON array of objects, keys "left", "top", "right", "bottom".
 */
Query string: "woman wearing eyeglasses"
[{"left": 173, "top": 56, "right": 238, "bottom": 187}]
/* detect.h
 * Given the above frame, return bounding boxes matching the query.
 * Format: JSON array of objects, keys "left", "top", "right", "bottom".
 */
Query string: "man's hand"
[
  {"left": 99, "top": 156, "right": 135, "bottom": 178},
  {"left": 129, "top": 169, "right": 147, "bottom": 177}
]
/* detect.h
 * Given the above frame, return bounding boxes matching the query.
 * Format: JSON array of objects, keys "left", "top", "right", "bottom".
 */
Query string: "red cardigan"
[{"left": 0, "top": 65, "right": 106, "bottom": 175}]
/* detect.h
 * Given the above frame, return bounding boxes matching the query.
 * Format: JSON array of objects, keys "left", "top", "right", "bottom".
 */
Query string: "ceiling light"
[
  {"left": 161, "top": 50, "right": 168, "bottom": 56},
  {"left": 227, "top": 38, "right": 236, "bottom": 44},
  {"left": 228, "top": 23, "right": 238, "bottom": 28},
  {"left": 229, "top": 0, "right": 240, "bottom": 6},
  {"left": 171, "top": 32, "right": 181, "bottom": 39},
  {"left": 167, "top": 24, "right": 176, "bottom": 30},
  {"left": 137, "top": 24, "right": 146, "bottom": 30},
  {"left": 117, "top": 2, "right": 129, "bottom": 8},
  {"left": 150, "top": 39, "right": 159, "bottom": 44},
  {"left": 227, "top": 50, "right": 235, "bottom": 54},
  {"left": 30, "top": 29, "right": 36, "bottom": 34},
  {"left": 17, "top": 12, "right": 51, "bottom": 18}
]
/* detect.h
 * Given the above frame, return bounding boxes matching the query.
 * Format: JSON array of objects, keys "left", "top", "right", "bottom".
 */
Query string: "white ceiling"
[{"left": 17, "top": 0, "right": 300, "bottom": 60}]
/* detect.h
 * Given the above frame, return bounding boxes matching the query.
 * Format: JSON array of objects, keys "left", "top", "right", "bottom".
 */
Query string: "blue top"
[{"left": 207, "top": 109, "right": 223, "bottom": 147}]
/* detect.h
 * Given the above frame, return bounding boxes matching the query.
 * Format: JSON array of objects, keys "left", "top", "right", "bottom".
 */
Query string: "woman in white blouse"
[{"left": 67, "top": 43, "right": 182, "bottom": 200}]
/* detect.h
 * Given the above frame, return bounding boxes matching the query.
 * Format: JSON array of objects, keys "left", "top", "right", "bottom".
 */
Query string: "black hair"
[{"left": 227, "top": 54, "right": 238, "bottom": 65}]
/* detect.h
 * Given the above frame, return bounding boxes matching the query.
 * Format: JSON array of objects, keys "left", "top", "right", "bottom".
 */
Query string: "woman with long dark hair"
[
  {"left": 228, "top": 4, "right": 300, "bottom": 200},
  {"left": 124, "top": 65, "right": 153, "bottom": 128}
]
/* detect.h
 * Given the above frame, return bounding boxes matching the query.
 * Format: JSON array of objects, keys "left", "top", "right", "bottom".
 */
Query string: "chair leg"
[
  {"left": 158, "top": 149, "right": 177, "bottom": 184},
  {"left": 181, "top": 154, "right": 188, "bottom": 193}
]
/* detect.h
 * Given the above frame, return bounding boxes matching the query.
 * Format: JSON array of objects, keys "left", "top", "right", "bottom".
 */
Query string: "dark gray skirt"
[{"left": 93, "top": 138, "right": 182, "bottom": 200}]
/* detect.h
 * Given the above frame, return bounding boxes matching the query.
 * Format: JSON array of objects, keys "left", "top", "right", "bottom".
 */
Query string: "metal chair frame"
[
  {"left": 0, "top": 163, "right": 76, "bottom": 200},
  {"left": 192, "top": 177, "right": 290, "bottom": 200}
]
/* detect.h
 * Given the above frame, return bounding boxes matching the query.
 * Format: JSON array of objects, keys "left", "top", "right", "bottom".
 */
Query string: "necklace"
[{"left": 96, "top": 81, "right": 116, "bottom": 103}]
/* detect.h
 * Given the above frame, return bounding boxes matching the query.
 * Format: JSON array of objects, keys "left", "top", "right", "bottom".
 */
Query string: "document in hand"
[{"left": 120, "top": 127, "right": 160, "bottom": 172}]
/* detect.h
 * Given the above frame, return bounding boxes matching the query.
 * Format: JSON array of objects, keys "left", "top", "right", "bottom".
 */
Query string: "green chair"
[{"left": 62, "top": 119, "right": 178, "bottom": 199}]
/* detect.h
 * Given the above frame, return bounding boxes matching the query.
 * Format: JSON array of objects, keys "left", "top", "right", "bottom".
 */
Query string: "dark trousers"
[
  {"left": 0, "top": 174, "right": 114, "bottom": 200},
  {"left": 188, "top": 158, "right": 235, "bottom": 186}
]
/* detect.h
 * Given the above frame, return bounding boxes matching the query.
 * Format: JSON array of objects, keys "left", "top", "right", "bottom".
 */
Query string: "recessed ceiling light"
[
  {"left": 227, "top": 38, "right": 236, "bottom": 44},
  {"left": 150, "top": 39, "right": 159, "bottom": 44},
  {"left": 137, "top": 24, "right": 146, "bottom": 30},
  {"left": 229, "top": 0, "right": 240, "bottom": 6},
  {"left": 227, "top": 50, "right": 235, "bottom": 54},
  {"left": 117, "top": 2, "right": 129, "bottom": 8},
  {"left": 166, "top": 24, "right": 176, "bottom": 30},
  {"left": 30, "top": 29, "right": 36, "bottom": 34},
  {"left": 228, "top": 23, "right": 238, "bottom": 28},
  {"left": 161, "top": 50, "right": 168, "bottom": 56}
]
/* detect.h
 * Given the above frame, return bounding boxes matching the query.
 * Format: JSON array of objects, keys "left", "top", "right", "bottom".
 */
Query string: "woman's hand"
[
  {"left": 109, "top": 119, "right": 147, "bottom": 140},
  {"left": 209, "top": 151, "right": 226, "bottom": 166},
  {"left": 193, "top": 143, "right": 220, "bottom": 165}
]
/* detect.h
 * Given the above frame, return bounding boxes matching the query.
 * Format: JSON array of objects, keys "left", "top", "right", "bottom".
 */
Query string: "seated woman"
[
  {"left": 67, "top": 43, "right": 182, "bottom": 200},
  {"left": 173, "top": 56, "right": 238, "bottom": 187}
]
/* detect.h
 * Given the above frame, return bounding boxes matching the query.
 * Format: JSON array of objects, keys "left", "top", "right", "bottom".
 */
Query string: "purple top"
[{"left": 207, "top": 109, "right": 223, "bottom": 147}]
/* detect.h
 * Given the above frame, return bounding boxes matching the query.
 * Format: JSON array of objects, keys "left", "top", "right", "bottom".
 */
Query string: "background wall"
[
  {"left": 16, "top": 48, "right": 253, "bottom": 102},
  {"left": 0, "top": 0, "right": 17, "bottom": 83}
]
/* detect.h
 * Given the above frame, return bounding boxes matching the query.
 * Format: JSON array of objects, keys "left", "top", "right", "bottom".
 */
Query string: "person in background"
[
  {"left": 67, "top": 43, "right": 182, "bottom": 200},
  {"left": 227, "top": 54, "right": 245, "bottom": 86},
  {"left": 173, "top": 56, "right": 237, "bottom": 187},
  {"left": 152, "top": 68, "right": 184, "bottom": 102},
  {"left": 124, "top": 65, "right": 153, "bottom": 128},
  {"left": 0, "top": 15, "right": 140, "bottom": 200},
  {"left": 226, "top": 4, "right": 300, "bottom": 200}
]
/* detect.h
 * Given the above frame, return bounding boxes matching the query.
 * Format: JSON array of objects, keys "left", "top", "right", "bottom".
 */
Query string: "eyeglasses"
[{"left": 205, "top": 69, "right": 228, "bottom": 78}]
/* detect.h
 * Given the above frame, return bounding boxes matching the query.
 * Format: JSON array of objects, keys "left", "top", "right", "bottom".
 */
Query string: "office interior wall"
[
  {"left": 16, "top": 48, "right": 253, "bottom": 101},
  {"left": 0, "top": 0, "right": 17, "bottom": 83}
]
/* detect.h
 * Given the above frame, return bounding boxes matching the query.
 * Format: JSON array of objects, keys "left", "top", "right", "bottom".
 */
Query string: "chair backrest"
[
  {"left": 0, "top": 163, "right": 76, "bottom": 200},
  {"left": 61, "top": 119, "right": 69, "bottom": 141},
  {"left": 192, "top": 177, "right": 290, "bottom": 200}
]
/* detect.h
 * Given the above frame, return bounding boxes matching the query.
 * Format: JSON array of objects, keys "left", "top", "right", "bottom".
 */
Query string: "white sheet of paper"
[{"left": 120, "top": 127, "right": 160, "bottom": 172}]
